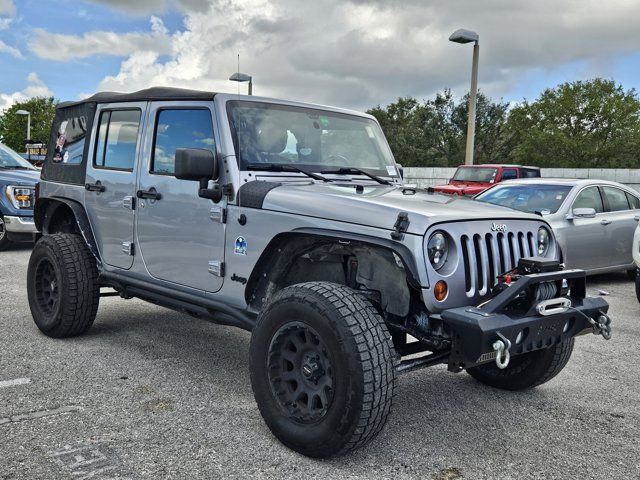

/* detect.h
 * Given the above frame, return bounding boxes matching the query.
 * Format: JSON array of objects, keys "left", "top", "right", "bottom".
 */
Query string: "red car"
[{"left": 433, "top": 164, "right": 541, "bottom": 196}]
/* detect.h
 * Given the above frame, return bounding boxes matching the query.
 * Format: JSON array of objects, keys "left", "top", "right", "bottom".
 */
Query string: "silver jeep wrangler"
[{"left": 27, "top": 87, "right": 612, "bottom": 458}]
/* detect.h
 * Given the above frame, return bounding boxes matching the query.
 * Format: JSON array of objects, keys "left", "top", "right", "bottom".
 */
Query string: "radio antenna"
[{"left": 237, "top": 53, "right": 241, "bottom": 96}]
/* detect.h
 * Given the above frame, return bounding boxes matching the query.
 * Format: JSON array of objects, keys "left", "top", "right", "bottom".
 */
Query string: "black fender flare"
[
  {"left": 293, "top": 228, "right": 422, "bottom": 286},
  {"left": 245, "top": 228, "right": 423, "bottom": 308},
  {"left": 35, "top": 196, "right": 101, "bottom": 264}
]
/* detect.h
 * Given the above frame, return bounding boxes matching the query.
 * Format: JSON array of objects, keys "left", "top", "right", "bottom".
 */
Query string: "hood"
[
  {"left": 260, "top": 182, "right": 542, "bottom": 235},
  {"left": 0, "top": 169, "right": 41, "bottom": 185}
]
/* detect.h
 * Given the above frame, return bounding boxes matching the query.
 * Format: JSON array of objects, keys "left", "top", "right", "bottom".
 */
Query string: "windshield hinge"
[
  {"left": 391, "top": 211, "right": 410, "bottom": 240},
  {"left": 222, "top": 183, "right": 234, "bottom": 201}
]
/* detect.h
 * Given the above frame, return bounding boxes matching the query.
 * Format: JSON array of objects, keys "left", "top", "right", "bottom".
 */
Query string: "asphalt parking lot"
[{"left": 1, "top": 245, "right": 639, "bottom": 480}]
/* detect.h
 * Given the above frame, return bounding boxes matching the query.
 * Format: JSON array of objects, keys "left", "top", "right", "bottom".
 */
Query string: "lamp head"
[{"left": 449, "top": 29, "right": 479, "bottom": 44}]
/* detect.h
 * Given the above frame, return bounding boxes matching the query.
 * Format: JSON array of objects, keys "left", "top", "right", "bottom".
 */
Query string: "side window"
[
  {"left": 625, "top": 191, "right": 640, "bottom": 210},
  {"left": 54, "top": 115, "right": 88, "bottom": 165},
  {"left": 501, "top": 169, "right": 518, "bottom": 180},
  {"left": 152, "top": 109, "right": 215, "bottom": 175},
  {"left": 602, "top": 186, "right": 630, "bottom": 212},
  {"left": 521, "top": 168, "right": 540, "bottom": 178},
  {"left": 573, "top": 186, "right": 604, "bottom": 213},
  {"left": 94, "top": 110, "right": 141, "bottom": 171}
]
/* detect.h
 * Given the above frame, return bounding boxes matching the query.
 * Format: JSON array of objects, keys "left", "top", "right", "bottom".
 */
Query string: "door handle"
[
  {"left": 85, "top": 181, "right": 106, "bottom": 192},
  {"left": 600, "top": 219, "right": 612, "bottom": 226},
  {"left": 136, "top": 188, "right": 162, "bottom": 200},
  {"left": 634, "top": 215, "right": 640, "bottom": 222}
]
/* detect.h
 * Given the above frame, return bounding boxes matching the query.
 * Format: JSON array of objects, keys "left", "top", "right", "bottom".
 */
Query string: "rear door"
[
  {"left": 563, "top": 186, "right": 608, "bottom": 270},
  {"left": 135, "top": 102, "right": 225, "bottom": 292},
  {"left": 84, "top": 103, "right": 145, "bottom": 269},
  {"left": 600, "top": 186, "right": 639, "bottom": 267}
]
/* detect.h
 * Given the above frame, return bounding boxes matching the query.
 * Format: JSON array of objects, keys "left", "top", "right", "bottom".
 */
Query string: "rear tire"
[
  {"left": 0, "top": 214, "right": 11, "bottom": 251},
  {"left": 27, "top": 234, "right": 100, "bottom": 338},
  {"left": 249, "top": 282, "right": 397, "bottom": 458},
  {"left": 635, "top": 269, "right": 640, "bottom": 303},
  {"left": 467, "top": 339, "right": 574, "bottom": 391}
]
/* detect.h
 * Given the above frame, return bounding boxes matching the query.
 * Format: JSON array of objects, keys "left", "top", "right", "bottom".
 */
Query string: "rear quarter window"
[{"left": 602, "top": 186, "right": 630, "bottom": 212}]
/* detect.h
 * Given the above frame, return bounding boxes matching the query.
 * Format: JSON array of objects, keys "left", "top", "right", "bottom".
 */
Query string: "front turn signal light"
[{"left": 434, "top": 281, "right": 448, "bottom": 302}]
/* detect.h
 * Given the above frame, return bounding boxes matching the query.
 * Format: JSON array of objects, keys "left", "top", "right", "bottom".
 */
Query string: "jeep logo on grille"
[{"left": 491, "top": 223, "right": 508, "bottom": 232}]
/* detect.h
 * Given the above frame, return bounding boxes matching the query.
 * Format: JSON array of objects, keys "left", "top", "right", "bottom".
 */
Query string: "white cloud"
[
  {"left": 29, "top": 0, "right": 640, "bottom": 109},
  {"left": 0, "top": 0, "right": 15, "bottom": 29},
  {"left": 29, "top": 16, "right": 172, "bottom": 61},
  {"left": 85, "top": 0, "right": 210, "bottom": 14},
  {"left": 0, "top": 38, "right": 21, "bottom": 58},
  {"left": 0, "top": 73, "right": 53, "bottom": 112}
]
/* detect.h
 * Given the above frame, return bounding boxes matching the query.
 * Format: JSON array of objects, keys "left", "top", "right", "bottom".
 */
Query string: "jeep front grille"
[
  {"left": 423, "top": 219, "right": 554, "bottom": 311},
  {"left": 460, "top": 230, "right": 536, "bottom": 298}
]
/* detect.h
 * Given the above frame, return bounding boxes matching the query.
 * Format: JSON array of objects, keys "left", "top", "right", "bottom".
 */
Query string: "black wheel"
[
  {"left": 250, "top": 282, "right": 397, "bottom": 458},
  {"left": 0, "top": 214, "right": 11, "bottom": 251},
  {"left": 635, "top": 269, "right": 640, "bottom": 303},
  {"left": 27, "top": 234, "right": 100, "bottom": 338},
  {"left": 467, "top": 339, "right": 574, "bottom": 391}
]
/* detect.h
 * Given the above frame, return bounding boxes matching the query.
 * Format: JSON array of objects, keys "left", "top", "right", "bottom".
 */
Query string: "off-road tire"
[
  {"left": 249, "top": 282, "right": 397, "bottom": 458},
  {"left": 0, "top": 214, "right": 10, "bottom": 251},
  {"left": 27, "top": 234, "right": 100, "bottom": 338},
  {"left": 467, "top": 338, "right": 574, "bottom": 391}
]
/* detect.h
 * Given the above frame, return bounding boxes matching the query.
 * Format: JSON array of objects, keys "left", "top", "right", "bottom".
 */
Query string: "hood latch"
[{"left": 391, "top": 211, "right": 410, "bottom": 240}]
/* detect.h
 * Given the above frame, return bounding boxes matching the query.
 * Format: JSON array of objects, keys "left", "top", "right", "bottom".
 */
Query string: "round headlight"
[
  {"left": 537, "top": 227, "right": 551, "bottom": 256},
  {"left": 427, "top": 231, "right": 449, "bottom": 270}
]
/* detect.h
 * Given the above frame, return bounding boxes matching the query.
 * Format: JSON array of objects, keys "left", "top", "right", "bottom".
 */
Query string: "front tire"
[
  {"left": 467, "top": 339, "right": 574, "bottom": 391},
  {"left": 0, "top": 214, "right": 11, "bottom": 251},
  {"left": 635, "top": 269, "right": 640, "bottom": 303},
  {"left": 249, "top": 282, "right": 397, "bottom": 458},
  {"left": 27, "top": 234, "right": 100, "bottom": 338}
]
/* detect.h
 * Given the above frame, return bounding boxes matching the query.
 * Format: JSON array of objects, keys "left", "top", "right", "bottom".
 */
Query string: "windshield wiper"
[
  {"left": 321, "top": 167, "right": 392, "bottom": 185},
  {"left": 0, "top": 165, "right": 33, "bottom": 170},
  {"left": 246, "top": 163, "right": 330, "bottom": 182}
]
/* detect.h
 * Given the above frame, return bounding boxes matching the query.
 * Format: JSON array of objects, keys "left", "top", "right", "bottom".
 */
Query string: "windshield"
[
  {"left": 0, "top": 143, "right": 37, "bottom": 170},
  {"left": 452, "top": 167, "right": 498, "bottom": 183},
  {"left": 476, "top": 184, "right": 572, "bottom": 214},
  {"left": 227, "top": 101, "right": 397, "bottom": 176}
]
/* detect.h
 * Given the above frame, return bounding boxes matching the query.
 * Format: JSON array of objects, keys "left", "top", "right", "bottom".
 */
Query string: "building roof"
[{"left": 58, "top": 87, "right": 216, "bottom": 109}]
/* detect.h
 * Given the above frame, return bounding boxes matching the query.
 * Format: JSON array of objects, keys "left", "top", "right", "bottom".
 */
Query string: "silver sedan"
[{"left": 475, "top": 179, "right": 640, "bottom": 275}]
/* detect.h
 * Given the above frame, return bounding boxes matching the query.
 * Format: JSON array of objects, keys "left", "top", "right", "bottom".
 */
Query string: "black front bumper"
[{"left": 441, "top": 269, "right": 610, "bottom": 371}]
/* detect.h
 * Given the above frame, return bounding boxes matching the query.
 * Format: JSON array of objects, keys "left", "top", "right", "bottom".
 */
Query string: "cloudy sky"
[{"left": 2, "top": 0, "right": 640, "bottom": 111}]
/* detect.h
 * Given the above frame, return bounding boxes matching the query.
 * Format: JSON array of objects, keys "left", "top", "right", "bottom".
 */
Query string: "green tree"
[
  {"left": 507, "top": 79, "right": 640, "bottom": 168},
  {"left": 0, "top": 97, "right": 57, "bottom": 152},
  {"left": 368, "top": 90, "right": 512, "bottom": 167}
]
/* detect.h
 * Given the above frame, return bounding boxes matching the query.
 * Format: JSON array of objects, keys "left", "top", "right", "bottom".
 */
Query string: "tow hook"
[
  {"left": 492, "top": 332, "right": 511, "bottom": 369},
  {"left": 588, "top": 313, "right": 612, "bottom": 340}
]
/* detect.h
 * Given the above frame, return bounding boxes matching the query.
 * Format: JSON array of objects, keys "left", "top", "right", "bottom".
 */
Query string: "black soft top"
[{"left": 57, "top": 86, "right": 216, "bottom": 108}]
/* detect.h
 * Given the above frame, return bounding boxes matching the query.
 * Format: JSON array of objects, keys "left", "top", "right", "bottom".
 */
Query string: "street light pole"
[
  {"left": 449, "top": 29, "right": 480, "bottom": 166},
  {"left": 465, "top": 42, "right": 479, "bottom": 166},
  {"left": 16, "top": 109, "right": 31, "bottom": 142}
]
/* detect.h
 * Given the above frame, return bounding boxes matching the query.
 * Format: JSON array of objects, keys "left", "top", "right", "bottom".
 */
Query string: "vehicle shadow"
[{"left": 77, "top": 303, "right": 574, "bottom": 468}]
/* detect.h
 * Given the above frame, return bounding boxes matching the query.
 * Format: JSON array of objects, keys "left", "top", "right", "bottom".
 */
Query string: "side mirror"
[
  {"left": 396, "top": 163, "right": 404, "bottom": 179},
  {"left": 570, "top": 207, "right": 597, "bottom": 219},
  {"left": 175, "top": 148, "right": 222, "bottom": 202}
]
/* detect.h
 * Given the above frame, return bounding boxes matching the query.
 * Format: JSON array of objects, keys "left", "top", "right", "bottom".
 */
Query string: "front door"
[
  {"left": 562, "top": 185, "right": 608, "bottom": 270},
  {"left": 135, "top": 102, "right": 225, "bottom": 292},
  {"left": 84, "top": 103, "right": 145, "bottom": 269}
]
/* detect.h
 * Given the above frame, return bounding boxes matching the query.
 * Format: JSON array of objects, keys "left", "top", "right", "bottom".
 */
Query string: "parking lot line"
[{"left": 0, "top": 377, "right": 31, "bottom": 388}]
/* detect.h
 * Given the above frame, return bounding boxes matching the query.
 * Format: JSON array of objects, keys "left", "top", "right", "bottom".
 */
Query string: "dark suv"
[{"left": 0, "top": 142, "right": 39, "bottom": 250}]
